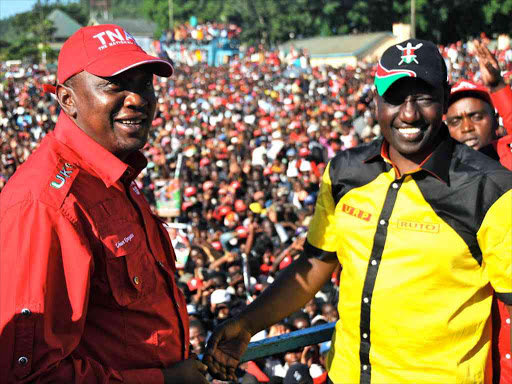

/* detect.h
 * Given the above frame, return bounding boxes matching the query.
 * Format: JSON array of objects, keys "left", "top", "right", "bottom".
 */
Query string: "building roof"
[
  {"left": 90, "top": 18, "right": 157, "bottom": 37},
  {"left": 280, "top": 32, "right": 394, "bottom": 58},
  {"left": 47, "top": 9, "right": 82, "bottom": 40}
]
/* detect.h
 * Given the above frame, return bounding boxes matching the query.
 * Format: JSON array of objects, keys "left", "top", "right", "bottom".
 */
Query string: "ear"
[
  {"left": 56, "top": 83, "right": 77, "bottom": 119},
  {"left": 371, "top": 87, "right": 379, "bottom": 115}
]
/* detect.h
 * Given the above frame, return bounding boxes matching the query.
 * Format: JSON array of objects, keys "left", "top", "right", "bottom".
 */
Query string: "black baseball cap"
[{"left": 374, "top": 38, "right": 448, "bottom": 96}]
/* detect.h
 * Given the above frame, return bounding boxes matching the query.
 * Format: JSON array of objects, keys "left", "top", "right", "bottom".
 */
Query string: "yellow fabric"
[{"left": 308, "top": 164, "right": 510, "bottom": 383}]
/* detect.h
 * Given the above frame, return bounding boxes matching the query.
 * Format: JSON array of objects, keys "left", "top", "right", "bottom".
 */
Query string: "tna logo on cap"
[
  {"left": 92, "top": 28, "right": 139, "bottom": 51},
  {"left": 44, "top": 23, "right": 173, "bottom": 92}
]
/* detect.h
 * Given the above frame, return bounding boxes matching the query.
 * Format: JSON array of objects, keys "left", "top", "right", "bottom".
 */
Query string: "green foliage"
[
  {"left": 110, "top": 0, "right": 144, "bottom": 19},
  {"left": 3, "top": 0, "right": 512, "bottom": 58}
]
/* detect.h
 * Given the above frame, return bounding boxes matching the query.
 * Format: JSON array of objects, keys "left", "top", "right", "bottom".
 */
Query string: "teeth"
[
  {"left": 398, "top": 128, "right": 420, "bottom": 134},
  {"left": 119, "top": 119, "right": 142, "bottom": 124}
]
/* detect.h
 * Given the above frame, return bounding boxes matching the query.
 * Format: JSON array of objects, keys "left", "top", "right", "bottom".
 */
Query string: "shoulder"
[
  {"left": 452, "top": 140, "right": 512, "bottom": 189},
  {"left": 329, "top": 139, "right": 381, "bottom": 170},
  {"left": 0, "top": 135, "right": 80, "bottom": 216}
]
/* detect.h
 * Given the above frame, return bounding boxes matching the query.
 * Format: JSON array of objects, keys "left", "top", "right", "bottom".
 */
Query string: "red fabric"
[
  {"left": 493, "top": 301, "right": 512, "bottom": 384},
  {"left": 313, "top": 371, "right": 328, "bottom": 384},
  {"left": 0, "top": 112, "right": 189, "bottom": 383},
  {"left": 490, "top": 85, "right": 512, "bottom": 384},
  {"left": 491, "top": 86, "right": 512, "bottom": 135},
  {"left": 245, "top": 361, "right": 270, "bottom": 382}
]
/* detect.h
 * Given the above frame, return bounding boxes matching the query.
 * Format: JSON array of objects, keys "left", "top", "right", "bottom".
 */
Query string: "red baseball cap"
[
  {"left": 449, "top": 80, "right": 493, "bottom": 107},
  {"left": 235, "top": 226, "right": 249, "bottom": 239},
  {"left": 43, "top": 24, "right": 173, "bottom": 93},
  {"left": 212, "top": 241, "right": 223, "bottom": 251},
  {"left": 299, "top": 148, "right": 311, "bottom": 157},
  {"left": 184, "top": 186, "right": 197, "bottom": 197},
  {"left": 234, "top": 199, "right": 247, "bottom": 212},
  {"left": 203, "top": 180, "right": 215, "bottom": 191}
]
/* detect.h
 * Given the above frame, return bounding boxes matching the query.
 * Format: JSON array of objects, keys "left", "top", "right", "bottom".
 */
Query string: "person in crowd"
[
  {"left": 189, "top": 319, "right": 208, "bottom": 356},
  {"left": 446, "top": 39, "right": 512, "bottom": 168},
  {"left": 202, "top": 39, "right": 512, "bottom": 384},
  {"left": 0, "top": 25, "right": 208, "bottom": 383}
]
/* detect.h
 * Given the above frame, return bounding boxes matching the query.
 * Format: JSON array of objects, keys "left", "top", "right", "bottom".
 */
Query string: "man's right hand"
[
  {"left": 202, "top": 317, "right": 253, "bottom": 381},
  {"left": 162, "top": 358, "right": 209, "bottom": 384}
]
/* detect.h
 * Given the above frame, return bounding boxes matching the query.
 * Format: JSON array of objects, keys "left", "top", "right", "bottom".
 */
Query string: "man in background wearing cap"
[
  {"left": 0, "top": 25, "right": 207, "bottom": 383},
  {"left": 446, "top": 39, "right": 512, "bottom": 169},
  {"left": 203, "top": 39, "right": 512, "bottom": 384},
  {"left": 445, "top": 39, "right": 512, "bottom": 384}
]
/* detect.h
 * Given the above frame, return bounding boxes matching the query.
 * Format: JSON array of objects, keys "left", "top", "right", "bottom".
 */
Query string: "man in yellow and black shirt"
[{"left": 203, "top": 39, "right": 512, "bottom": 384}]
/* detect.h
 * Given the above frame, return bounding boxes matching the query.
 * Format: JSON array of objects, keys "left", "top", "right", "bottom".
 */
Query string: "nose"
[
  {"left": 398, "top": 99, "right": 420, "bottom": 124},
  {"left": 460, "top": 116, "right": 474, "bottom": 133},
  {"left": 124, "top": 90, "right": 149, "bottom": 110}
]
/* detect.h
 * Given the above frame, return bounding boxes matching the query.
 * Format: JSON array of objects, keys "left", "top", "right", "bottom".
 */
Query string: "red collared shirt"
[{"left": 0, "top": 112, "right": 189, "bottom": 384}]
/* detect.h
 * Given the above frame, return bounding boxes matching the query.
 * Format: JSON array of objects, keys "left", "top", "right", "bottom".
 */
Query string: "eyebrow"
[{"left": 446, "top": 109, "right": 487, "bottom": 119}]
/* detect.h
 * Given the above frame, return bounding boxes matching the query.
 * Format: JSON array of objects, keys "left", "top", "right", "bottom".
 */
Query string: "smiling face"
[
  {"left": 61, "top": 67, "right": 156, "bottom": 160},
  {"left": 445, "top": 96, "right": 497, "bottom": 150},
  {"left": 375, "top": 78, "right": 448, "bottom": 171}
]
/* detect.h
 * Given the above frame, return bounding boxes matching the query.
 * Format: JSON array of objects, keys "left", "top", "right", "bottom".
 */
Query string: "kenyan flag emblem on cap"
[
  {"left": 397, "top": 42, "right": 423, "bottom": 65},
  {"left": 374, "top": 63, "right": 417, "bottom": 96}
]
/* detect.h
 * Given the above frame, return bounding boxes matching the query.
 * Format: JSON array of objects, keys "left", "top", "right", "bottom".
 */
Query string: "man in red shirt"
[{"left": 0, "top": 25, "right": 208, "bottom": 383}]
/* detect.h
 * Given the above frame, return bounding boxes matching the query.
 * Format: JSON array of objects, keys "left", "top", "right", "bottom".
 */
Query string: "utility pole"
[
  {"left": 168, "top": 0, "right": 173, "bottom": 31},
  {"left": 410, "top": 0, "right": 416, "bottom": 38}
]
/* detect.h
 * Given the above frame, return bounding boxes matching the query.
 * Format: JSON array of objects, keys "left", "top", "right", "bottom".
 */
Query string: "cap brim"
[
  {"left": 85, "top": 51, "right": 174, "bottom": 78},
  {"left": 449, "top": 89, "right": 493, "bottom": 107}
]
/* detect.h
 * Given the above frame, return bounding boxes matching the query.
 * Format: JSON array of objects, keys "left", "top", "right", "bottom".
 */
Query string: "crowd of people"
[
  {"left": 1, "top": 32, "right": 511, "bottom": 383},
  {"left": 161, "top": 21, "right": 242, "bottom": 46}
]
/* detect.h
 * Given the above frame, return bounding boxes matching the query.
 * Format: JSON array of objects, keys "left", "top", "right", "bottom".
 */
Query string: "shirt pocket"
[{"left": 99, "top": 221, "right": 157, "bottom": 307}]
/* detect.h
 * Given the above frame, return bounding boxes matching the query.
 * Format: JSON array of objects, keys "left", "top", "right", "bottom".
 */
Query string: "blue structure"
[{"left": 163, "top": 36, "right": 240, "bottom": 67}]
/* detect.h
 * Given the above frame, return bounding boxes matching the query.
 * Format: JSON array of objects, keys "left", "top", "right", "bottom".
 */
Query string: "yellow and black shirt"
[{"left": 305, "top": 129, "right": 512, "bottom": 384}]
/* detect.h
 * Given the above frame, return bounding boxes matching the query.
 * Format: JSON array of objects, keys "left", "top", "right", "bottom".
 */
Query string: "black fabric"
[
  {"left": 303, "top": 240, "right": 337, "bottom": 262},
  {"left": 329, "top": 138, "right": 389, "bottom": 207},
  {"left": 496, "top": 292, "right": 512, "bottom": 305},
  {"left": 358, "top": 178, "right": 403, "bottom": 384}
]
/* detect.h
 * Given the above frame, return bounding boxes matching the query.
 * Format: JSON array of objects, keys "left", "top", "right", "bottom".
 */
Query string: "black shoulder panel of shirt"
[{"left": 328, "top": 138, "right": 388, "bottom": 206}]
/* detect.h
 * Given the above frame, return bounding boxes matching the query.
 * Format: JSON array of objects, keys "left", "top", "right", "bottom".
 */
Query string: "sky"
[{"left": 0, "top": 0, "right": 78, "bottom": 20}]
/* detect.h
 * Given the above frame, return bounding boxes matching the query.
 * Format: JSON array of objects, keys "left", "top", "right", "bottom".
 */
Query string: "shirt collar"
[
  {"left": 53, "top": 111, "right": 148, "bottom": 188},
  {"left": 363, "top": 127, "right": 453, "bottom": 184}
]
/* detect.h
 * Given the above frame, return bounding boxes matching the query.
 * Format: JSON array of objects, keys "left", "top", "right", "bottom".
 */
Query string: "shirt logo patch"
[
  {"left": 397, "top": 219, "right": 440, "bottom": 233},
  {"left": 116, "top": 233, "right": 135, "bottom": 249},
  {"left": 397, "top": 42, "right": 423, "bottom": 65},
  {"left": 50, "top": 163, "right": 74, "bottom": 189},
  {"left": 342, "top": 204, "right": 372, "bottom": 222},
  {"left": 132, "top": 184, "right": 141, "bottom": 195}
]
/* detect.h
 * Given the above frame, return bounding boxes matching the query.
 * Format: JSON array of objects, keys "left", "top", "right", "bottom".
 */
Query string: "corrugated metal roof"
[
  {"left": 279, "top": 32, "right": 394, "bottom": 58},
  {"left": 47, "top": 9, "right": 83, "bottom": 39},
  {"left": 93, "top": 18, "right": 157, "bottom": 36}
]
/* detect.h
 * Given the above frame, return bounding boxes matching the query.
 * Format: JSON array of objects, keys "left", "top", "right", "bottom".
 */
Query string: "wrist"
[{"left": 490, "top": 80, "right": 506, "bottom": 93}]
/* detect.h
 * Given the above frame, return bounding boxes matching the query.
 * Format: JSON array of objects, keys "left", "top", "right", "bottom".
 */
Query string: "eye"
[
  {"left": 415, "top": 97, "right": 435, "bottom": 106},
  {"left": 471, "top": 113, "right": 484, "bottom": 121},
  {"left": 446, "top": 118, "right": 461, "bottom": 127}
]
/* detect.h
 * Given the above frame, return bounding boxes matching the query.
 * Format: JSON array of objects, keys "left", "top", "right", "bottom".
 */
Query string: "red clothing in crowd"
[
  {"left": 490, "top": 85, "right": 512, "bottom": 384},
  {"left": 0, "top": 112, "right": 189, "bottom": 384}
]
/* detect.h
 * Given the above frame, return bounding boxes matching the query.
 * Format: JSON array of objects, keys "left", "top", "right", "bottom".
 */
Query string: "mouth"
[
  {"left": 394, "top": 126, "right": 424, "bottom": 141},
  {"left": 463, "top": 137, "right": 479, "bottom": 148},
  {"left": 114, "top": 117, "right": 148, "bottom": 134}
]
